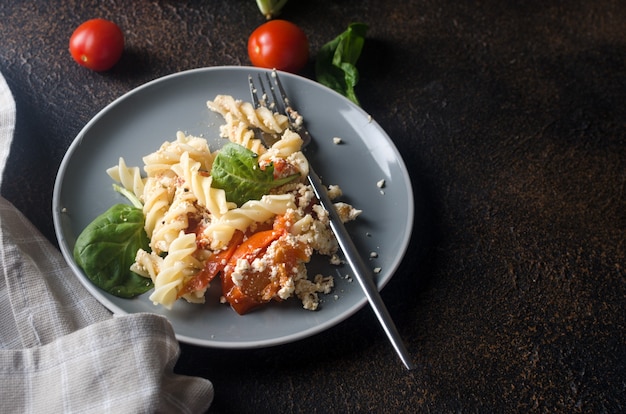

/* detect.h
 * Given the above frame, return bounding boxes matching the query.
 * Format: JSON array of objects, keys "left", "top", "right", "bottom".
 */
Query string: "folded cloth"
[
  {"left": 0, "top": 71, "right": 14, "bottom": 180},
  {"left": 0, "top": 72, "right": 213, "bottom": 412}
]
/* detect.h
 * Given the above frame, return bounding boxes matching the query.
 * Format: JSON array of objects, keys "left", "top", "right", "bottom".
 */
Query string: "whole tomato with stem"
[
  {"left": 248, "top": 20, "right": 309, "bottom": 73},
  {"left": 69, "top": 19, "right": 124, "bottom": 71}
]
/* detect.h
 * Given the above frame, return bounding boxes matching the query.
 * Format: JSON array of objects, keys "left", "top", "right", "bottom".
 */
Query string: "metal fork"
[{"left": 249, "top": 70, "right": 415, "bottom": 370}]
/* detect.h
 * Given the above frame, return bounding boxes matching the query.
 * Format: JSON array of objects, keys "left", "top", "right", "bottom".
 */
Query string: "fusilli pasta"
[
  {"left": 101, "top": 93, "right": 360, "bottom": 313},
  {"left": 106, "top": 157, "right": 145, "bottom": 198},
  {"left": 148, "top": 231, "right": 203, "bottom": 309}
]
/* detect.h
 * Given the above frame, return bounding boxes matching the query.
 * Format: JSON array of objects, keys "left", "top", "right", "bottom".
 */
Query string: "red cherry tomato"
[
  {"left": 69, "top": 19, "right": 124, "bottom": 71},
  {"left": 248, "top": 20, "right": 309, "bottom": 73}
]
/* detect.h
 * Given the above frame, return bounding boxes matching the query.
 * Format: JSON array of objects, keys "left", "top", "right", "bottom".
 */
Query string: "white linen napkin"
[
  {"left": 0, "top": 72, "right": 14, "bottom": 181},
  {"left": 0, "top": 71, "right": 214, "bottom": 413}
]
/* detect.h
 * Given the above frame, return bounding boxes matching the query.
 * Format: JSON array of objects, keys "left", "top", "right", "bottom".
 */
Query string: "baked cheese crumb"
[
  {"left": 327, "top": 185, "right": 342, "bottom": 199},
  {"left": 334, "top": 202, "right": 362, "bottom": 222},
  {"left": 295, "top": 274, "right": 334, "bottom": 310}
]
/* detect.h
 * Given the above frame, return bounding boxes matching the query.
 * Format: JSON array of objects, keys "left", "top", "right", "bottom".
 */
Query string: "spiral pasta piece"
[
  {"left": 202, "top": 194, "right": 296, "bottom": 249},
  {"left": 207, "top": 95, "right": 289, "bottom": 134},
  {"left": 143, "top": 131, "right": 214, "bottom": 176},
  {"left": 218, "top": 114, "right": 266, "bottom": 154},
  {"left": 106, "top": 157, "right": 145, "bottom": 198},
  {"left": 150, "top": 185, "right": 198, "bottom": 254},
  {"left": 170, "top": 151, "right": 235, "bottom": 218},
  {"left": 149, "top": 231, "right": 203, "bottom": 309},
  {"left": 259, "top": 129, "right": 309, "bottom": 176},
  {"left": 131, "top": 248, "right": 162, "bottom": 280},
  {"left": 142, "top": 171, "right": 176, "bottom": 238},
  {"left": 259, "top": 129, "right": 302, "bottom": 160}
]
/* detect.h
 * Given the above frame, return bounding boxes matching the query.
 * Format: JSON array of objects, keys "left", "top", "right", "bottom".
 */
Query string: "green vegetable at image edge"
[
  {"left": 316, "top": 22, "right": 368, "bottom": 106},
  {"left": 256, "top": 0, "right": 288, "bottom": 19},
  {"left": 73, "top": 204, "right": 153, "bottom": 298}
]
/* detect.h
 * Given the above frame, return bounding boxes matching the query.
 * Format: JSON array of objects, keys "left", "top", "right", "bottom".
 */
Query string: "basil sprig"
[
  {"left": 211, "top": 143, "right": 299, "bottom": 207},
  {"left": 315, "top": 22, "right": 368, "bottom": 106}
]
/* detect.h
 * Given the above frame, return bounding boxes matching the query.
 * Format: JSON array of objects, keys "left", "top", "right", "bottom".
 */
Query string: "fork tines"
[
  {"left": 249, "top": 71, "right": 297, "bottom": 125},
  {"left": 249, "top": 71, "right": 309, "bottom": 147},
  {"left": 248, "top": 73, "right": 279, "bottom": 111}
]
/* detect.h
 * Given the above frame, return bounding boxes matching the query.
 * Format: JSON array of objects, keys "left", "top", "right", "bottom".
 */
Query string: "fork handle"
[{"left": 306, "top": 167, "right": 416, "bottom": 370}]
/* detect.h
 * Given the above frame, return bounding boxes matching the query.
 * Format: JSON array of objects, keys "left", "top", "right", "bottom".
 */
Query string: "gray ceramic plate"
[{"left": 53, "top": 66, "right": 414, "bottom": 349}]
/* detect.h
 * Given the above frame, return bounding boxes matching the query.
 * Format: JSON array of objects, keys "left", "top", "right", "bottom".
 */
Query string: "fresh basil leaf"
[
  {"left": 315, "top": 22, "right": 368, "bottom": 106},
  {"left": 211, "top": 143, "right": 299, "bottom": 206},
  {"left": 73, "top": 204, "right": 152, "bottom": 298}
]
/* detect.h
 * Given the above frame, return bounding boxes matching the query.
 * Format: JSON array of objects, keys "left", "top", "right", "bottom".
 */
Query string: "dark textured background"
[{"left": 1, "top": 0, "right": 625, "bottom": 412}]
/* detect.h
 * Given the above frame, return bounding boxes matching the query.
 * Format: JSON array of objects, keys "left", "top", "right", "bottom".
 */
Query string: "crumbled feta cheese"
[
  {"left": 294, "top": 273, "right": 334, "bottom": 310},
  {"left": 312, "top": 204, "right": 328, "bottom": 221},
  {"left": 327, "top": 185, "right": 342, "bottom": 199},
  {"left": 333, "top": 137, "right": 343, "bottom": 145},
  {"left": 376, "top": 179, "right": 386, "bottom": 188},
  {"left": 231, "top": 258, "right": 250, "bottom": 287},
  {"left": 277, "top": 277, "right": 295, "bottom": 299},
  {"left": 314, "top": 274, "right": 334, "bottom": 294},
  {"left": 182, "top": 290, "right": 206, "bottom": 304},
  {"left": 294, "top": 218, "right": 337, "bottom": 256},
  {"left": 286, "top": 107, "right": 303, "bottom": 128},
  {"left": 251, "top": 257, "right": 267, "bottom": 272},
  {"left": 296, "top": 183, "right": 316, "bottom": 209},
  {"left": 334, "top": 202, "right": 362, "bottom": 222},
  {"left": 330, "top": 254, "right": 343, "bottom": 265}
]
